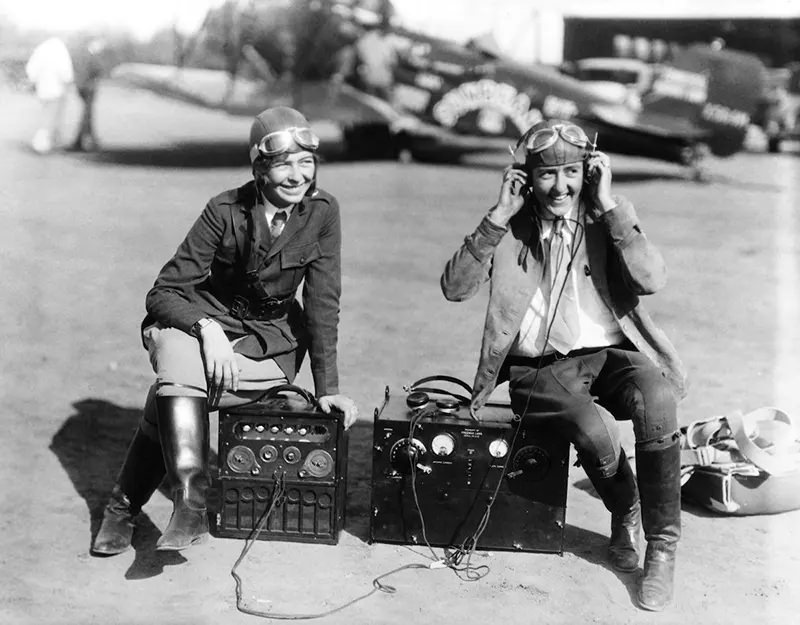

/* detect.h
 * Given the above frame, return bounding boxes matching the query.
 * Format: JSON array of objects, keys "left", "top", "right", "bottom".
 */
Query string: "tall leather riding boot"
[
  {"left": 156, "top": 395, "right": 210, "bottom": 551},
  {"left": 91, "top": 426, "right": 166, "bottom": 555},
  {"left": 582, "top": 449, "right": 641, "bottom": 572},
  {"left": 635, "top": 440, "right": 682, "bottom": 611}
]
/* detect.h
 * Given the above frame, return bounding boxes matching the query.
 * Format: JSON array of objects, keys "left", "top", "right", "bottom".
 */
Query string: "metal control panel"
[
  {"left": 370, "top": 385, "right": 569, "bottom": 553},
  {"left": 214, "top": 398, "right": 347, "bottom": 545}
]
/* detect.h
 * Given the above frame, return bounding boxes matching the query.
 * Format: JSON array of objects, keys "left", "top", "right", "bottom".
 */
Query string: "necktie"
[
  {"left": 546, "top": 218, "right": 580, "bottom": 354},
  {"left": 270, "top": 210, "right": 287, "bottom": 239}
]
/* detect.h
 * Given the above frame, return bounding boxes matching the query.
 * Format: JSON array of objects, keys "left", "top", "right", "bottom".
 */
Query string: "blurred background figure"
[
  {"left": 330, "top": 0, "right": 400, "bottom": 102},
  {"left": 69, "top": 37, "right": 110, "bottom": 152},
  {"left": 24, "top": 36, "right": 74, "bottom": 154}
]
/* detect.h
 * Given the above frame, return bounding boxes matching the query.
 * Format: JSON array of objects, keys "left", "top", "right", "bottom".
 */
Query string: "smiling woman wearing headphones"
[
  {"left": 91, "top": 106, "right": 357, "bottom": 557},
  {"left": 441, "top": 119, "right": 688, "bottom": 612}
]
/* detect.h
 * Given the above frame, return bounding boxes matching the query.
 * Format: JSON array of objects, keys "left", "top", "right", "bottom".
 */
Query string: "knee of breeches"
[
  {"left": 572, "top": 427, "right": 621, "bottom": 479},
  {"left": 619, "top": 374, "right": 678, "bottom": 442},
  {"left": 577, "top": 448, "right": 620, "bottom": 478}
]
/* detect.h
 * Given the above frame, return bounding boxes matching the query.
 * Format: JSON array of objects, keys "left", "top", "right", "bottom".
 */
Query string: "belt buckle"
[
  {"left": 262, "top": 296, "right": 281, "bottom": 310},
  {"left": 230, "top": 295, "right": 250, "bottom": 319},
  {"left": 255, "top": 296, "right": 281, "bottom": 318}
]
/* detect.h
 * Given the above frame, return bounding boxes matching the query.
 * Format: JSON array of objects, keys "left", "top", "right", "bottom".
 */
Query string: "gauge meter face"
[
  {"left": 431, "top": 433, "right": 455, "bottom": 456},
  {"left": 488, "top": 438, "right": 509, "bottom": 458}
]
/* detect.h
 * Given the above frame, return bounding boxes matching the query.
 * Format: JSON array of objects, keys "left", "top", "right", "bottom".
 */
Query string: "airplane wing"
[
  {"left": 109, "top": 63, "right": 277, "bottom": 115},
  {"left": 109, "top": 62, "right": 408, "bottom": 125}
]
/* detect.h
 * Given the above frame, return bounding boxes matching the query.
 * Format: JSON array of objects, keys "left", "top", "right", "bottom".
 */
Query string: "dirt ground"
[{"left": 1, "top": 83, "right": 799, "bottom": 625}]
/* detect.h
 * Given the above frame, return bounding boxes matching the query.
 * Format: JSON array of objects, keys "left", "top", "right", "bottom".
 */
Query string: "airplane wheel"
[
  {"left": 684, "top": 143, "right": 711, "bottom": 183},
  {"left": 397, "top": 148, "right": 414, "bottom": 164},
  {"left": 691, "top": 166, "right": 712, "bottom": 183},
  {"left": 767, "top": 136, "right": 782, "bottom": 153}
]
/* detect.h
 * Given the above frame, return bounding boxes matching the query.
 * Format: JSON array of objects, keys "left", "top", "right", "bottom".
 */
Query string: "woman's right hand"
[
  {"left": 198, "top": 321, "right": 240, "bottom": 395},
  {"left": 488, "top": 165, "right": 528, "bottom": 227}
]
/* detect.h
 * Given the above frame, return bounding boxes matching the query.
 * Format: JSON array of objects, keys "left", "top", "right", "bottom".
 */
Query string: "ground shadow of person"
[{"left": 48, "top": 398, "right": 212, "bottom": 579}]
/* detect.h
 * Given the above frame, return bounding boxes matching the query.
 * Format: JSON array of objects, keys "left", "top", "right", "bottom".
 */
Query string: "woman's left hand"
[
  {"left": 584, "top": 150, "right": 616, "bottom": 215},
  {"left": 318, "top": 394, "right": 359, "bottom": 429}
]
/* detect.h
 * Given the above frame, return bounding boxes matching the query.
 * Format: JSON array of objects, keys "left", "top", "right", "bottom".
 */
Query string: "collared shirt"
[
  {"left": 263, "top": 203, "right": 294, "bottom": 230},
  {"left": 511, "top": 204, "right": 624, "bottom": 357}
]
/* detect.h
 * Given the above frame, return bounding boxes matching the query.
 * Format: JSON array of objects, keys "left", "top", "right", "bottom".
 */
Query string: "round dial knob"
[
  {"left": 389, "top": 438, "right": 427, "bottom": 474},
  {"left": 303, "top": 449, "right": 334, "bottom": 478},
  {"left": 283, "top": 446, "right": 301, "bottom": 464},
  {"left": 488, "top": 438, "right": 509, "bottom": 458},
  {"left": 512, "top": 445, "right": 551, "bottom": 480},
  {"left": 259, "top": 444, "right": 278, "bottom": 463},
  {"left": 431, "top": 433, "right": 456, "bottom": 456},
  {"left": 227, "top": 445, "right": 257, "bottom": 473}
]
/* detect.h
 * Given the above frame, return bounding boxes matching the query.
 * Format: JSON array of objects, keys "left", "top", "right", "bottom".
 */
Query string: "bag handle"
[
  {"left": 682, "top": 409, "right": 799, "bottom": 476},
  {"left": 254, "top": 383, "right": 320, "bottom": 410},
  {"left": 727, "top": 410, "right": 798, "bottom": 476}
]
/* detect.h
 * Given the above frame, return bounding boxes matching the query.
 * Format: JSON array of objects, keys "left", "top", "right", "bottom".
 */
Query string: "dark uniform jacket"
[{"left": 143, "top": 181, "right": 342, "bottom": 396}]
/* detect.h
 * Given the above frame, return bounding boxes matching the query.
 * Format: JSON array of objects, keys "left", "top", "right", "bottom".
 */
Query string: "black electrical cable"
[
  {"left": 407, "top": 212, "right": 585, "bottom": 582},
  {"left": 229, "top": 472, "right": 441, "bottom": 620}
]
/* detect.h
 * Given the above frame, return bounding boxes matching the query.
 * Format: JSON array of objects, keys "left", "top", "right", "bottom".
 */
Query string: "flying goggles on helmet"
[
  {"left": 513, "top": 123, "right": 593, "bottom": 155},
  {"left": 251, "top": 127, "right": 320, "bottom": 160}
]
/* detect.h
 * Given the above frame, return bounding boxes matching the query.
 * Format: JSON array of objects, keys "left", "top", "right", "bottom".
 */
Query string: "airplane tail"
[{"left": 640, "top": 44, "right": 767, "bottom": 157}]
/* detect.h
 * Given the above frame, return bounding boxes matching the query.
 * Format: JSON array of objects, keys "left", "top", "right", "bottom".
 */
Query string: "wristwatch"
[{"left": 191, "top": 317, "right": 214, "bottom": 338}]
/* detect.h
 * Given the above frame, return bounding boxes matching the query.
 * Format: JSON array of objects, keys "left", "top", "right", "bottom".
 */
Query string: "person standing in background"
[
  {"left": 68, "top": 37, "right": 109, "bottom": 152},
  {"left": 24, "top": 36, "right": 74, "bottom": 154}
]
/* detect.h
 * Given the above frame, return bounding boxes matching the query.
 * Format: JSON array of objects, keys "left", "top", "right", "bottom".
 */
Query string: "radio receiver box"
[
  {"left": 213, "top": 396, "right": 348, "bottom": 545},
  {"left": 370, "top": 384, "right": 569, "bottom": 554}
]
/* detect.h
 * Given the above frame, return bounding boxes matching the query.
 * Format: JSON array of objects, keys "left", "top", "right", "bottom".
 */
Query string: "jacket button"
[{"left": 299, "top": 256, "right": 306, "bottom": 263}]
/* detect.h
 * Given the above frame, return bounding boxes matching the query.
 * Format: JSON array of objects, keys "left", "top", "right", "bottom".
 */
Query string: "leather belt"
[
  {"left": 505, "top": 346, "right": 611, "bottom": 370},
  {"left": 229, "top": 293, "right": 294, "bottom": 321}
]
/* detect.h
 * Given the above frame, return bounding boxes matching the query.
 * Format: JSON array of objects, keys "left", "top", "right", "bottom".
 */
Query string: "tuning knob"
[
  {"left": 389, "top": 438, "right": 427, "bottom": 474},
  {"left": 509, "top": 445, "right": 551, "bottom": 481}
]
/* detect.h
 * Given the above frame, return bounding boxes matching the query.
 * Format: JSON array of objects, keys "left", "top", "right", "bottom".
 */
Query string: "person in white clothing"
[{"left": 25, "top": 37, "right": 74, "bottom": 154}]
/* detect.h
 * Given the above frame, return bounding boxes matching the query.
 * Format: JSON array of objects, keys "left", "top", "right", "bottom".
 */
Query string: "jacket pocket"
[{"left": 281, "top": 241, "right": 322, "bottom": 269}]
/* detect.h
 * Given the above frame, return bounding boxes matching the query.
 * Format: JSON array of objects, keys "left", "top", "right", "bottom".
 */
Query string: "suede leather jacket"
[
  {"left": 144, "top": 181, "right": 342, "bottom": 396},
  {"left": 441, "top": 196, "right": 687, "bottom": 416}
]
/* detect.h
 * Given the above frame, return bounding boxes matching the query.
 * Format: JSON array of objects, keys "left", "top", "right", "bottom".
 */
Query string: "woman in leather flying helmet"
[
  {"left": 441, "top": 118, "right": 687, "bottom": 611},
  {"left": 92, "top": 106, "right": 357, "bottom": 556}
]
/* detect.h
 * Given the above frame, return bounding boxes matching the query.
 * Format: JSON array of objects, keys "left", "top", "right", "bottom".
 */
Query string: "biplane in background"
[{"left": 108, "top": 0, "right": 767, "bottom": 179}]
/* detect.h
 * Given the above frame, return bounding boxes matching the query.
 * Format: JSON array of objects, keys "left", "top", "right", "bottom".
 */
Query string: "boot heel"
[
  {"left": 156, "top": 491, "right": 210, "bottom": 551},
  {"left": 637, "top": 544, "right": 676, "bottom": 611},
  {"left": 91, "top": 488, "right": 135, "bottom": 556}
]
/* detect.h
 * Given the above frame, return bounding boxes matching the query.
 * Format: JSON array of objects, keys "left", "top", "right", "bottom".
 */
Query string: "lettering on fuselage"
[
  {"left": 542, "top": 95, "right": 579, "bottom": 121},
  {"left": 432, "top": 79, "right": 547, "bottom": 133},
  {"left": 650, "top": 67, "right": 708, "bottom": 104},
  {"left": 701, "top": 102, "right": 750, "bottom": 128}
]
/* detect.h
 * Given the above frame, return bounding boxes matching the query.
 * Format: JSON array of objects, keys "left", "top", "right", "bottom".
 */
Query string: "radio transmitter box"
[
  {"left": 213, "top": 395, "right": 348, "bottom": 545},
  {"left": 370, "top": 385, "right": 570, "bottom": 554}
]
